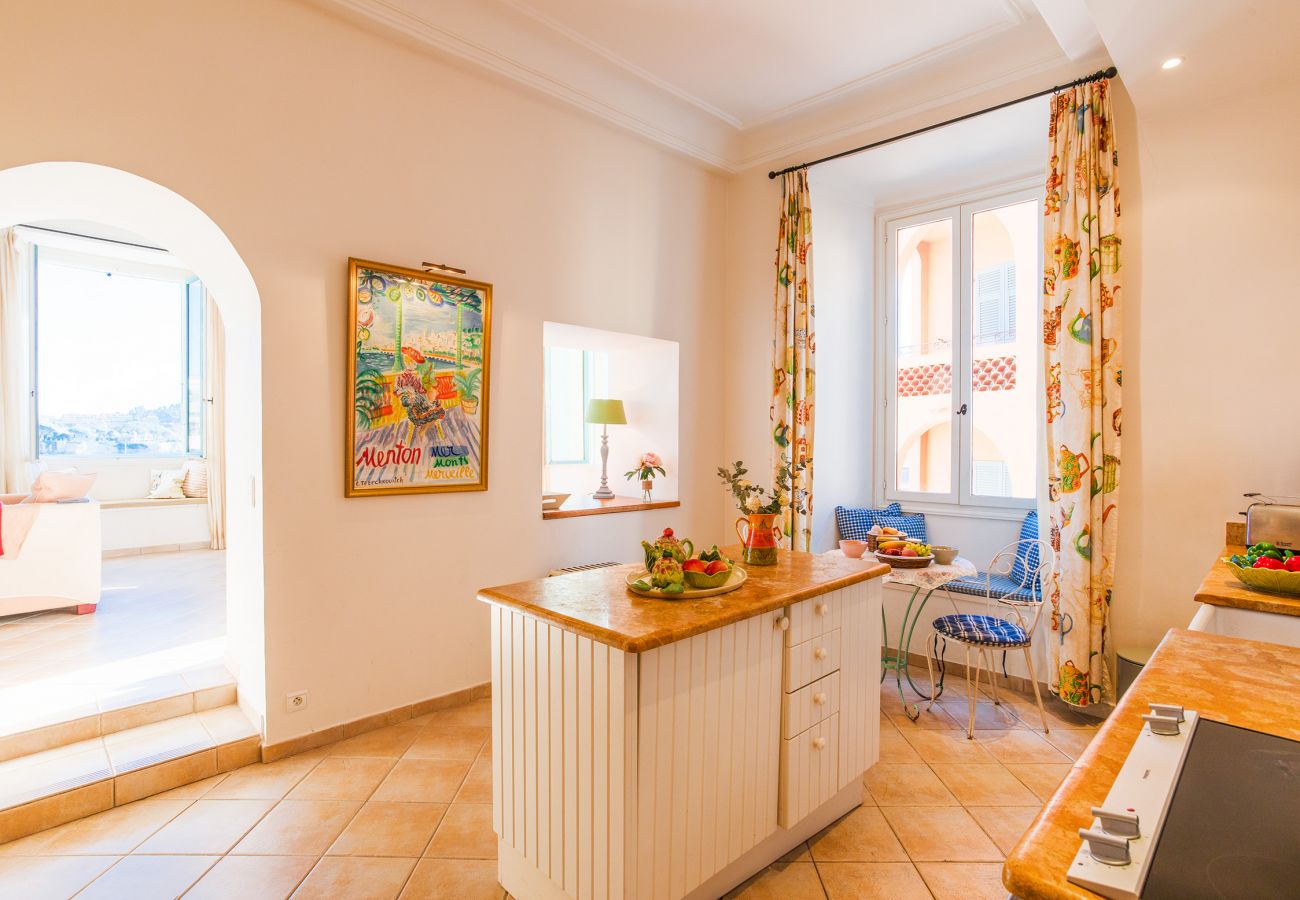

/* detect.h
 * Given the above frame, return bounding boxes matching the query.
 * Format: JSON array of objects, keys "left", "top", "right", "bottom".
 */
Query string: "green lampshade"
[{"left": 585, "top": 398, "right": 627, "bottom": 425}]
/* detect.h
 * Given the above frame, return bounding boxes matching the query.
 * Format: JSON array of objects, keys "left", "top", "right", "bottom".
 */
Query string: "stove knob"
[
  {"left": 1091, "top": 807, "right": 1140, "bottom": 839},
  {"left": 1079, "top": 827, "right": 1132, "bottom": 866},
  {"left": 1148, "top": 703, "right": 1185, "bottom": 723},
  {"left": 1142, "top": 712, "right": 1182, "bottom": 736}
]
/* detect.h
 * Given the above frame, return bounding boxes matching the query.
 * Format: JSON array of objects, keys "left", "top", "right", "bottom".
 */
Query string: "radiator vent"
[{"left": 548, "top": 562, "right": 622, "bottom": 577}]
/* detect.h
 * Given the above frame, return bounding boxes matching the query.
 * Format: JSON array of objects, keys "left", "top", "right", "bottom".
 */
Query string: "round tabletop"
[{"left": 823, "top": 548, "right": 978, "bottom": 589}]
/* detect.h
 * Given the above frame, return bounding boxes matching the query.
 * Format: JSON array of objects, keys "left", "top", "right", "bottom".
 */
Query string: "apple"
[
  {"left": 900, "top": 547, "right": 918, "bottom": 557},
  {"left": 682, "top": 558, "right": 707, "bottom": 573},
  {"left": 705, "top": 560, "right": 729, "bottom": 576}
]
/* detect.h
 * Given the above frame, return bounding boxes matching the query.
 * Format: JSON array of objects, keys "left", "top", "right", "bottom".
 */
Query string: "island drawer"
[
  {"left": 784, "top": 628, "right": 841, "bottom": 693},
  {"left": 785, "top": 594, "right": 842, "bottom": 646},
  {"left": 778, "top": 713, "right": 840, "bottom": 828},
  {"left": 783, "top": 671, "right": 839, "bottom": 738}
]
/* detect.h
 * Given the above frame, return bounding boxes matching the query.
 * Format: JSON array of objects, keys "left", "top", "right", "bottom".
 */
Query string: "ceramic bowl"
[
  {"left": 1223, "top": 558, "right": 1300, "bottom": 595},
  {"left": 839, "top": 539, "right": 869, "bottom": 559},
  {"left": 684, "top": 566, "right": 733, "bottom": 589},
  {"left": 931, "top": 545, "right": 958, "bottom": 565}
]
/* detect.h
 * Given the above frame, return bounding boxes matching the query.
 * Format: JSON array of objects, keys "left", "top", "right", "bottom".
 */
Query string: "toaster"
[{"left": 1243, "top": 494, "right": 1300, "bottom": 550}]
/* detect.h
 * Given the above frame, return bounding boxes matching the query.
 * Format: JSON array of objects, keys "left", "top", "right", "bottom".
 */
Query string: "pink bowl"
[{"left": 839, "top": 539, "right": 868, "bottom": 559}]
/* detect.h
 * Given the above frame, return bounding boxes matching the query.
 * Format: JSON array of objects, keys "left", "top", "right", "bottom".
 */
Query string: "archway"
[{"left": 0, "top": 162, "right": 266, "bottom": 730}]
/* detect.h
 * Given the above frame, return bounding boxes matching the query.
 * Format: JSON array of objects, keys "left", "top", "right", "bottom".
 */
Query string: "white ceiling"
[
  {"left": 502, "top": 0, "right": 1025, "bottom": 127},
  {"left": 316, "top": 0, "right": 1115, "bottom": 170}
]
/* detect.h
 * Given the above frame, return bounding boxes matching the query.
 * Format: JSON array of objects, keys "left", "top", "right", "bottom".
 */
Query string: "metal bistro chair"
[{"left": 924, "top": 538, "right": 1054, "bottom": 739}]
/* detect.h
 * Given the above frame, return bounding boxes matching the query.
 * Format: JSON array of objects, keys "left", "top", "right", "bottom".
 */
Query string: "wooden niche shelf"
[{"left": 542, "top": 494, "right": 680, "bottom": 520}]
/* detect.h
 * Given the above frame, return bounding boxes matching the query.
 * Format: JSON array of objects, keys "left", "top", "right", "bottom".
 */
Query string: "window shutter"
[
  {"left": 975, "top": 268, "right": 1003, "bottom": 343},
  {"left": 973, "top": 460, "right": 1012, "bottom": 497},
  {"left": 1004, "top": 262, "right": 1017, "bottom": 340}
]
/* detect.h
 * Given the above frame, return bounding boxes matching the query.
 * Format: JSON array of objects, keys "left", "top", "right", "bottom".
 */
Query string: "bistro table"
[{"left": 825, "top": 549, "right": 977, "bottom": 720}]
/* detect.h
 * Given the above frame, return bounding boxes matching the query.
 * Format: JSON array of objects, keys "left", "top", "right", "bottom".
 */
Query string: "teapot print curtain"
[
  {"left": 772, "top": 170, "right": 815, "bottom": 551},
  {"left": 1042, "top": 79, "right": 1122, "bottom": 707}
]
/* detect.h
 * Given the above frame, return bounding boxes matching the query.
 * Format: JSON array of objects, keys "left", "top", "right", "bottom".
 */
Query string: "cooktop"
[{"left": 1143, "top": 719, "right": 1300, "bottom": 899}]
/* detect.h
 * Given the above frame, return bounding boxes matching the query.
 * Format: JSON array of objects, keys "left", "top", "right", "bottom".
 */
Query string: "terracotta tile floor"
[
  {"left": 0, "top": 551, "right": 226, "bottom": 733},
  {"left": 0, "top": 698, "right": 503, "bottom": 899},
  {"left": 0, "top": 669, "right": 1099, "bottom": 899},
  {"left": 727, "top": 668, "right": 1101, "bottom": 900}
]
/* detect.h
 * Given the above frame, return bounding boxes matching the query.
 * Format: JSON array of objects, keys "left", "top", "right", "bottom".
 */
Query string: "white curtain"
[
  {"left": 0, "top": 228, "right": 32, "bottom": 495},
  {"left": 205, "top": 294, "right": 227, "bottom": 550}
]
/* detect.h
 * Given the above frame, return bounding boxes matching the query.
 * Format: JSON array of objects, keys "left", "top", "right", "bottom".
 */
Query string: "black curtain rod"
[
  {"left": 768, "top": 66, "right": 1118, "bottom": 179},
  {"left": 17, "top": 223, "right": 168, "bottom": 253}
]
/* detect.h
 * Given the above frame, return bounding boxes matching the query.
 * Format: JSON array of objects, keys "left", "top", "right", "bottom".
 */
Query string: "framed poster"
[{"left": 346, "top": 258, "right": 492, "bottom": 496}]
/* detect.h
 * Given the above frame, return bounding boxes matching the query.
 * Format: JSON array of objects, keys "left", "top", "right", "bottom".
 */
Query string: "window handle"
[{"left": 956, "top": 403, "right": 968, "bottom": 416}]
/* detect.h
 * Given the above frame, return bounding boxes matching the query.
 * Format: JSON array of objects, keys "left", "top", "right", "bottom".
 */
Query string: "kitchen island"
[
  {"left": 478, "top": 548, "right": 888, "bottom": 900},
  {"left": 1003, "top": 628, "right": 1300, "bottom": 898}
]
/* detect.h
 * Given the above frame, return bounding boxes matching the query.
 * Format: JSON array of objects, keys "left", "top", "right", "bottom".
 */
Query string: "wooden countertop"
[
  {"left": 477, "top": 547, "right": 889, "bottom": 653},
  {"left": 1194, "top": 544, "right": 1300, "bottom": 618},
  {"left": 1003, "top": 628, "right": 1300, "bottom": 898}
]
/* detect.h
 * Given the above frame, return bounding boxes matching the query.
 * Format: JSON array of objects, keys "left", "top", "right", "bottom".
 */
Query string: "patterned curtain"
[
  {"left": 772, "top": 170, "right": 815, "bottom": 551},
  {"left": 1042, "top": 79, "right": 1122, "bottom": 707}
]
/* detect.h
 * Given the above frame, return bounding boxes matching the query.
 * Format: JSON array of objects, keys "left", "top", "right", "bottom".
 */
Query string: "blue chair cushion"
[
  {"left": 834, "top": 504, "right": 902, "bottom": 541},
  {"left": 932, "top": 613, "right": 1029, "bottom": 647},
  {"left": 876, "top": 512, "right": 927, "bottom": 543},
  {"left": 944, "top": 573, "right": 1040, "bottom": 603},
  {"left": 1009, "top": 510, "right": 1040, "bottom": 587}
]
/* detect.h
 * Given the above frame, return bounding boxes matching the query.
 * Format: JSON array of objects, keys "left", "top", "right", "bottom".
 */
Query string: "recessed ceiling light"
[{"left": 1161, "top": 57, "right": 1183, "bottom": 70}]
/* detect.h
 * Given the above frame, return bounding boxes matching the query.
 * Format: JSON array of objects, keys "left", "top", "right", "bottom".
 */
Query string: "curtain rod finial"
[{"left": 768, "top": 170, "right": 778, "bottom": 179}]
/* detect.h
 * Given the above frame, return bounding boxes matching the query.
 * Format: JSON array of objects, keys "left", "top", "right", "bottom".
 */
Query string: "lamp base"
[{"left": 592, "top": 487, "right": 616, "bottom": 500}]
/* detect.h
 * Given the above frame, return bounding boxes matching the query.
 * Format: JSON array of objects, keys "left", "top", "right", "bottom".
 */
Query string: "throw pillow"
[
  {"left": 876, "top": 512, "right": 928, "bottom": 543},
  {"left": 28, "top": 470, "right": 97, "bottom": 503},
  {"left": 834, "top": 503, "right": 904, "bottom": 541},
  {"left": 148, "top": 468, "right": 187, "bottom": 500},
  {"left": 1010, "top": 510, "right": 1041, "bottom": 591},
  {"left": 182, "top": 459, "right": 209, "bottom": 499}
]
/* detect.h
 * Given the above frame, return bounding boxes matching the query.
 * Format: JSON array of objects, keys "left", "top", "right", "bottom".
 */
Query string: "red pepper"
[
  {"left": 1254, "top": 556, "right": 1286, "bottom": 570},
  {"left": 1286, "top": 556, "right": 1300, "bottom": 573}
]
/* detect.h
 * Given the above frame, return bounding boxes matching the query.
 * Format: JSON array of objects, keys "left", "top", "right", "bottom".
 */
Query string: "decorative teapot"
[{"left": 642, "top": 528, "right": 693, "bottom": 572}]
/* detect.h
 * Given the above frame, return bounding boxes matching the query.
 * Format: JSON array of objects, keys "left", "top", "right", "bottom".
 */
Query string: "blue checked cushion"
[
  {"left": 945, "top": 573, "right": 1041, "bottom": 603},
  {"left": 932, "top": 613, "right": 1029, "bottom": 647},
  {"left": 834, "top": 504, "right": 902, "bottom": 541},
  {"left": 876, "top": 513, "right": 927, "bottom": 543},
  {"left": 1009, "top": 510, "right": 1040, "bottom": 587}
]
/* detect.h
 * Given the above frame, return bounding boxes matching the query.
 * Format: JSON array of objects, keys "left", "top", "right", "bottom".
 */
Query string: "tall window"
[
  {"left": 543, "top": 346, "right": 608, "bottom": 465},
  {"left": 884, "top": 188, "right": 1040, "bottom": 507},
  {"left": 35, "top": 246, "right": 205, "bottom": 458}
]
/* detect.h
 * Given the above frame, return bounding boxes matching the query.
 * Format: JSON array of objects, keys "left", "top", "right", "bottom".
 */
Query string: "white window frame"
[
  {"left": 31, "top": 242, "right": 205, "bottom": 461},
  {"left": 874, "top": 177, "right": 1043, "bottom": 520},
  {"left": 543, "top": 345, "right": 597, "bottom": 466}
]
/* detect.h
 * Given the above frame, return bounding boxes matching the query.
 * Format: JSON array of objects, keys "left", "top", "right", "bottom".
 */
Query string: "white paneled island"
[{"left": 478, "top": 548, "right": 886, "bottom": 900}]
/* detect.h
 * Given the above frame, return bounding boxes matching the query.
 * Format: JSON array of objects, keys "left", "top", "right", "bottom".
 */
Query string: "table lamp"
[{"left": 585, "top": 398, "right": 626, "bottom": 500}]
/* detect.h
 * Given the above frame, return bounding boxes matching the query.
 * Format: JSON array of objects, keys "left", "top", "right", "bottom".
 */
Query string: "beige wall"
[
  {"left": 0, "top": 0, "right": 726, "bottom": 742},
  {"left": 1109, "top": 76, "right": 1300, "bottom": 652}
]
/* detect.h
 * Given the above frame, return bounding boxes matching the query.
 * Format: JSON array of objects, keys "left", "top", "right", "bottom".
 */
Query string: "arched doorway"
[{"left": 0, "top": 162, "right": 266, "bottom": 730}]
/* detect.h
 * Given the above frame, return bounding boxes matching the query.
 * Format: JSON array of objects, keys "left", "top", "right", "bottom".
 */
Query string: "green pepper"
[
  {"left": 1230, "top": 554, "right": 1251, "bottom": 568},
  {"left": 1262, "top": 549, "right": 1285, "bottom": 561},
  {"left": 1251, "top": 542, "right": 1277, "bottom": 553},
  {"left": 1284, "top": 549, "right": 1296, "bottom": 561}
]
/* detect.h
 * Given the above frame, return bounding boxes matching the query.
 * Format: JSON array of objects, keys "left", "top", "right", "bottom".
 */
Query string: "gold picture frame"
[{"left": 346, "top": 258, "right": 492, "bottom": 497}]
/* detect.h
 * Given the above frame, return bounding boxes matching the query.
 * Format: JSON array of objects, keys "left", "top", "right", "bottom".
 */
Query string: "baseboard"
[
  {"left": 102, "top": 541, "right": 212, "bottom": 559},
  {"left": 261, "top": 681, "right": 492, "bottom": 763}
]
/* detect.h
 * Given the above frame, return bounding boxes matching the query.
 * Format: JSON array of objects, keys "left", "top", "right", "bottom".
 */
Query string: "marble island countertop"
[
  {"left": 477, "top": 547, "right": 889, "bottom": 652},
  {"left": 1194, "top": 544, "right": 1300, "bottom": 618},
  {"left": 1003, "top": 628, "right": 1300, "bottom": 898}
]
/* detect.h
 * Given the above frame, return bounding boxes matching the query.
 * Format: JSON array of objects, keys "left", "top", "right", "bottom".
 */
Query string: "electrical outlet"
[{"left": 286, "top": 691, "right": 308, "bottom": 713}]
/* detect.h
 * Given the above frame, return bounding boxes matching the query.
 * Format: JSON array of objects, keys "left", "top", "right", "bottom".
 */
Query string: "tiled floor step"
[
  {"left": 0, "top": 666, "right": 236, "bottom": 764},
  {"left": 0, "top": 704, "right": 259, "bottom": 844}
]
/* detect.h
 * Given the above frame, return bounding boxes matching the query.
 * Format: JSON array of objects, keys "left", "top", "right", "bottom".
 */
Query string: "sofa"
[{"left": 0, "top": 495, "right": 102, "bottom": 617}]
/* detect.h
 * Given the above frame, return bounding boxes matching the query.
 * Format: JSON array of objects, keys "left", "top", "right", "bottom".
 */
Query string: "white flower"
[
  {"left": 737, "top": 479, "right": 752, "bottom": 490},
  {"left": 744, "top": 495, "right": 763, "bottom": 512},
  {"left": 778, "top": 490, "right": 791, "bottom": 505}
]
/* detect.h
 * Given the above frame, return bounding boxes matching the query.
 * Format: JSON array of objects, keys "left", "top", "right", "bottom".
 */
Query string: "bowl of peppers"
[{"left": 1224, "top": 542, "right": 1300, "bottom": 595}]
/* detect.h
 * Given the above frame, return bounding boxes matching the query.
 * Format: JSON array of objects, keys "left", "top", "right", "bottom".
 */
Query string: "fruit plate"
[
  {"left": 874, "top": 551, "right": 934, "bottom": 569},
  {"left": 1223, "top": 558, "right": 1300, "bottom": 596},
  {"left": 626, "top": 566, "right": 748, "bottom": 600}
]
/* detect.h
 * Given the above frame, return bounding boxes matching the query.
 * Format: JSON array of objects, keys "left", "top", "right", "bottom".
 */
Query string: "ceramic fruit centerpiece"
[
  {"left": 717, "top": 459, "right": 804, "bottom": 565},
  {"left": 681, "top": 545, "right": 733, "bottom": 589},
  {"left": 641, "top": 527, "right": 693, "bottom": 572}
]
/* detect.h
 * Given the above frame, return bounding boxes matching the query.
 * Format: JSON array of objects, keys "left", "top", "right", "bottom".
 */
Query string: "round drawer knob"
[
  {"left": 812, "top": 737, "right": 826, "bottom": 750},
  {"left": 776, "top": 616, "right": 790, "bottom": 631},
  {"left": 813, "top": 693, "right": 827, "bottom": 705},
  {"left": 814, "top": 647, "right": 828, "bottom": 660},
  {"left": 815, "top": 603, "right": 830, "bottom": 616}
]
